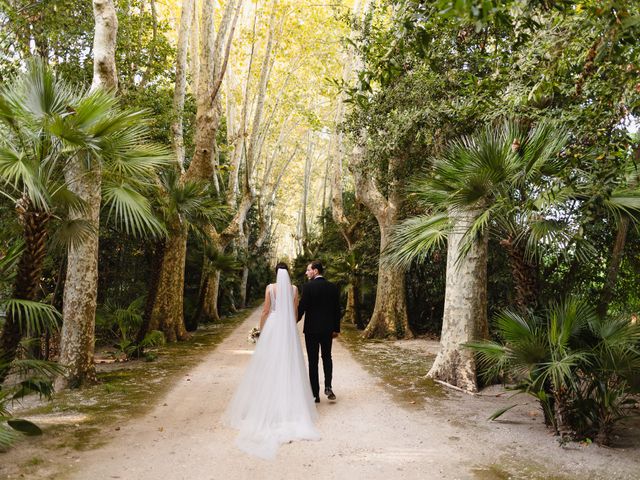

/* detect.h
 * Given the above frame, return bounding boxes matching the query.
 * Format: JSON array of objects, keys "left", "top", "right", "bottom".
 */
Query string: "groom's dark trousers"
[
  {"left": 297, "top": 276, "right": 341, "bottom": 398},
  {"left": 304, "top": 332, "right": 333, "bottom": 397}
]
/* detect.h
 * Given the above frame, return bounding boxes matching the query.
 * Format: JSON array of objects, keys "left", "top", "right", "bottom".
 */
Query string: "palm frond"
[
  {"left": 14, "top": 59, "right": 78, "bottom": 119},
  {"left": 383, "top": 213, "right": 451, "bottom": 268},
  {"left": 0, "top": 240, "right": 24, "bottom": 284},
  {"left": 465, "top": 340, "right": 510, "bottom": 383},
  {"left": 517, "top": 120, "right": 568, "bottom": 181},
  {"left": 2, "top": 299, "right": 61, "bottom": 336},
  {"left": 203, "top": 246, "right": 242, "bottom": 272},
  {"left": 488, "top": 403, "right": 521, "bottom": 421},
  {"left": 6, "top": 419, "right": 42, "bottom": 436},
  {"left": 604, "top": 190, "right": 640, "bottom": 223},
  {"left": 546, "top": 298, "right": 593, "bottom": 349},
  {"left": 11, "top": 378, "right": 55, "bottom": 402},
  {"left": 494, "top": 309, "right": 537, "bottom": 343},
  {"left": 540, "top": 351, "right": 590, "bottom": 391},
  {"left": 102, "top": 182, "right": 166, "bottom": 238},
  {"left": 0, "top": 424, "right": 20, "bottom": 449},
  {"left": 105, "top": 144, "right": 172, "bottom": 180},
  {"left": 52, "top": 217, "right": 96, "bottom": 251},
  {"left": 139, "top": 330, "right": 165, "bottom": 348},
  {"left": 9, "top": 358, "right": 65, "bottom": 378},
  {"left": 49, "top": 182, "right": 87, "bottom": 214},
  {"left": 456, "top": 206, "right": 492, "bottom": 264},
  {"left": 68, "top": 87, "right": 119, "bottom": 131},
  {"left": 0, "top": 147, "right": 49, "bottom": 209}
]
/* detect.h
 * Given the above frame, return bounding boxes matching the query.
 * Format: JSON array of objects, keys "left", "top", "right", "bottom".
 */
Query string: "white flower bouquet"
[{"left": 248, "top": 327, "right": 261, "bottom": 343}]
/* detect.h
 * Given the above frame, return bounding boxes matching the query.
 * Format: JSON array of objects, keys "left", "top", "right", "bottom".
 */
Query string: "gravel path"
[{"left": 65, "top": 307, "right": 640, "bottom": 480}]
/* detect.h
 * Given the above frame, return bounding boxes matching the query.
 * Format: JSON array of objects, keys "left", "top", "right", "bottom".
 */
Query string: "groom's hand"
[{"left": 332, "top": 332, "right": 339, "bottom": 338}]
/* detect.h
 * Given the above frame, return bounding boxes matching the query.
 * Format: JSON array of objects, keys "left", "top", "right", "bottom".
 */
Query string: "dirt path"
[{"left": 64, "top": 308, "right": 639, "bottom": 480}]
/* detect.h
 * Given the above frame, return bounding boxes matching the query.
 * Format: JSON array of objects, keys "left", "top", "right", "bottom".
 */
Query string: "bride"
[{"left": 224, "top": 263, "right": 320, "bottom": 459}]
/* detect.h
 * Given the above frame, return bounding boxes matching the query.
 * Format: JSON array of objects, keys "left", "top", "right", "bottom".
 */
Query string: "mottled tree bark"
[
  {"left": 171, "top": 0, "right": 195, "bottom": 169},
  {"left": 147, "top": 223, "right": 189, "bottom": 341},
  {"left": 58, "top": 164, "right": 102, "bottom": 388},
  {"left": 355, "top": 159, "right": 412, "bottom": 339},
  {"left": 362, "top": 218, "right": 411, "bottom": 339},
  {"left": 344, "top": 282, "right": 363, "bottom": 329},
  {"left": 427, "top": 208, "right": 488, "bottom": 392},
  {"left": 200, "top": 268, "right": 221, "bottom": 323},
  {"left": 89, "top": 0, "right": 118, "bottom": 92},
  {"left": 57, "top": 0, "right": 118, "bottom": 389}
]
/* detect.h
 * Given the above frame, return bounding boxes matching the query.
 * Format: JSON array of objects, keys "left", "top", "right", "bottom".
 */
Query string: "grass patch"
[
  {"left": 471, "top": 460, "right": 580, "bottom": 480},
  {"left": 339, "top": 323, "right": 446, "bottom": 408},
  {"left": 2, "top": 307, "right": 255, "bottom": 479}
]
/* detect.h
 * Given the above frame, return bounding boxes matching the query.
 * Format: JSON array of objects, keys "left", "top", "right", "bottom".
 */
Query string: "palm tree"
[
  {"left": 0, "top": 61, "right": 169, "bottom": 384},
  {"left": 140, "top": 168, "right": 228, "bottom": 342},
  {"left": 468, "top": 298, "right": 640, "bottom": 444},
  {"left": 386, "top": 119, "right": 569, "bottom": 391},
  {"left": 0, "top": 238, "right": 64, "bottom": 448}
]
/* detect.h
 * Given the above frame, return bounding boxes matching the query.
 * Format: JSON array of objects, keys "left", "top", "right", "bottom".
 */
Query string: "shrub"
[{"left": 468, "top": 298, "right": 640, "bottom": 444}]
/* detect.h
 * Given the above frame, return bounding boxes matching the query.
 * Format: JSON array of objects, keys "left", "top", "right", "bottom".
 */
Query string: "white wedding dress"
[{"left": 224, "top": 269, "right": 320, "bottom": 459}]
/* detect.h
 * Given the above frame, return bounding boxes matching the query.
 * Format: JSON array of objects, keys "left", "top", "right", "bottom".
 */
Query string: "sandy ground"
[{"left": 58, "top": 307, "right": 639, "bottom": 480}]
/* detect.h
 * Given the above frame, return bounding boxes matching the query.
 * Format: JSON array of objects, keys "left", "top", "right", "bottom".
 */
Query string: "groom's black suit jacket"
[{"left": 297, "top": 277, "right": 341, "bottom": 335}]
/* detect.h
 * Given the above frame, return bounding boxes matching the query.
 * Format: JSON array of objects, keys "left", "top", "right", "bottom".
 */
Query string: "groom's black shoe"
[
  {"left": 324, "top": 388, "right": 336, "bottom": 401},
  {"left": 314, "top": 396, "right": 320, "bottom": 403}
]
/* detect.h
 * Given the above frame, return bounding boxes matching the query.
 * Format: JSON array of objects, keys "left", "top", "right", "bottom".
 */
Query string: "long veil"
[{"left": 223, "top": 268, "right": 320, "bottom": 459}]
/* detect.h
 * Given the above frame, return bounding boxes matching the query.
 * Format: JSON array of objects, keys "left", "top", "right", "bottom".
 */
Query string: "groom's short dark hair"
[{"left": 310, "top": 260, "right": 324, "bottom": 274}]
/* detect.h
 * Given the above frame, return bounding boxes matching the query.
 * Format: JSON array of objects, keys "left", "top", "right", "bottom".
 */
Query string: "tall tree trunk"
[
  {"left": 147, "top": 224, "right": 189, "bottom": 341},
  {"left": 355, "top": 157, "right": 411, "bottom": 339},
  {"left": 58, "top": 163, "right": 102, "bottom": 388},
  {"left": 343, "top": 281, "right": 363, "bottom": 329},
  {"left": 57, "top": 0, "right": 118, "bottom": 389},
  {"left": 150, "top": 0, "right": 243, "bottom": 337},
  {"left": 201, "top": 268, "right": 221, "bottom": 322},
  {"left": 363, "top": 220, "right": 411, "bottom": 339},
  {"left": 298, "top": 132, "right": 313, "bottom": 254},
  {"left": 427, "top": 208, "right": 488, "bottom": 392},
  {"left": 0, "top": 202, "right": 51, "bottom": 384},
  {"left": 329, "top": 0, "right": 372, "bottom": 329},
  {"left": 189, "top": 2, "right": 200, "bottom": 93},
  {"left": 597, "top": 215, "right": 630, "bottom": 317},
  {"left": 239, "top": 265, "right": 249, "bottom": 309},
  {"left": 135, "top": 240, "right": 165, "bottom": 345},
  {"left": 171, "top": 0, "right": 195, "bottom": 169},
  {"left": 89, "top": 0, "right": 118, "bottom": 92}
]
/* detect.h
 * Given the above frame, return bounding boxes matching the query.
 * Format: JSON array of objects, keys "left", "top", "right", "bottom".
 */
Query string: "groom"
[{"left": 297, "top": 260, "right": 341, "bottom": 403}]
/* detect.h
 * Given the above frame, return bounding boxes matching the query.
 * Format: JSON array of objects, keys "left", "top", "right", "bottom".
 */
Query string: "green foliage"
[
  {"left": 342, "top": 0, "right": 640, "bottom": 327},
  {"left": 468, "top": 298, "right": 640, "bottom": 444},
  {"left": 0, "top": 353, "right": 63, "bottom": 449},
  {"left": 96, "top": 296, "right": 165, "bottom": 358},
  {"left": 0, "top": 60, "right": 171, "bottom": 242}
]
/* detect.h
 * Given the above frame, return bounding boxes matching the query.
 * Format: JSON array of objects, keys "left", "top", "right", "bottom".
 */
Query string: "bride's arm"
[
  {"left": 293, "top": 286, "right": 299, "bottom": 313},
  {"left": 259, "top": 285, "right": 271, "bottom": 330}
]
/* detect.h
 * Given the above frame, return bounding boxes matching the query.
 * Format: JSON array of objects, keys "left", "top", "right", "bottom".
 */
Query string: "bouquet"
[{"left": 248, "top": 327, "right": 261, "bottom": 343}]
